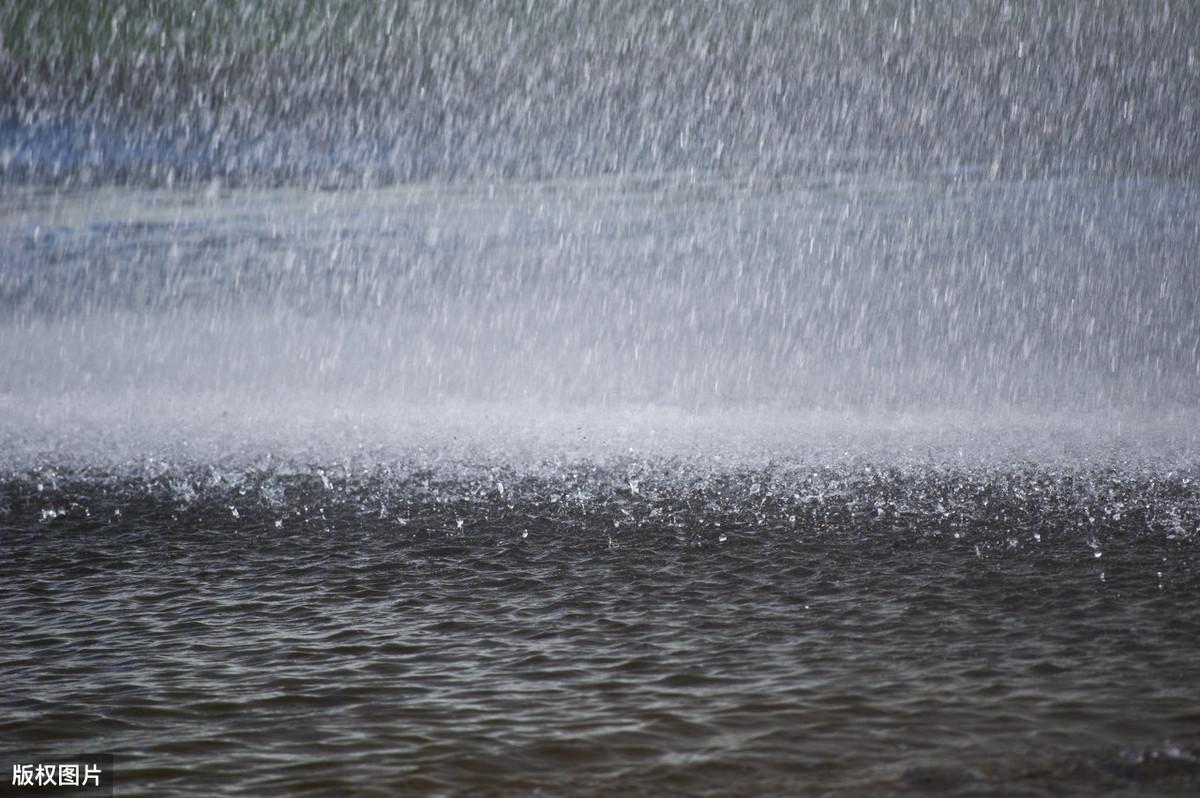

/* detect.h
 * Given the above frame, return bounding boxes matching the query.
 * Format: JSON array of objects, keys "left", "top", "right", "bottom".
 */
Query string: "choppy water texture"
[
  {"left": 3, "top": 448, "right": 1200, "bottom": 797},
  {"left": 1, "top": 173, "right": 1198, "bottom": 796},
  {"left": 1, "top": 172, "right": 1199, "bottom": 796},
  {"left": 4, "top": 3, "right": 1200, "bottom": 795}
]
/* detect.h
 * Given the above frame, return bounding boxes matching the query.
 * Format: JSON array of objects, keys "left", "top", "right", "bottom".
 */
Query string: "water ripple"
[{"left": 1, "top": 460, "right": 1198, "bottom": 795}]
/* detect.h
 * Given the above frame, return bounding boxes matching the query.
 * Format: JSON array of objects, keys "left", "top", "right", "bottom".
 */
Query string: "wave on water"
[
  {"left": 4, "top": 400, "right": 1199, "bottom": 553},
  {"left": 4, "top": 4, "right": 1200, "bottom": 795},
  {"left": 4, "top": 403, "right": 1200, "bottom": 797}
]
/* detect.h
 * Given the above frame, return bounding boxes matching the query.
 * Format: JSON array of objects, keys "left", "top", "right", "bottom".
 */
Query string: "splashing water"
[{"left": 2, "top": 3, "right": 1199, "bottom": 796}]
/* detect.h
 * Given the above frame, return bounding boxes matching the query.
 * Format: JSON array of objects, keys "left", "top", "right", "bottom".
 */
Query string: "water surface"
[{"left": 2, "top": 169, "right": 1199, "bottom": 796}]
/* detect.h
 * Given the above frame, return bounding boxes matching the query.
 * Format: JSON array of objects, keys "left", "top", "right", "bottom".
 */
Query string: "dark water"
[
  {"left": 4, "top": 4, "right": 1200, "bottom": 795},
  {"left": 0, "top": 171, "right": 1198, "bottom": 795},
  {"left": 0, "top": 170, "right": 1197, "bottom": 795},
  {"left": 3, "top": 458, "right": 1200, "bottom": 796}
]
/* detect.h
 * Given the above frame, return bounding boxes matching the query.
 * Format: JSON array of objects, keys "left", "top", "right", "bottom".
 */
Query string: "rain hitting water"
[{"left": 2, "top": 3, "right": 1199, "bottom": 796}]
